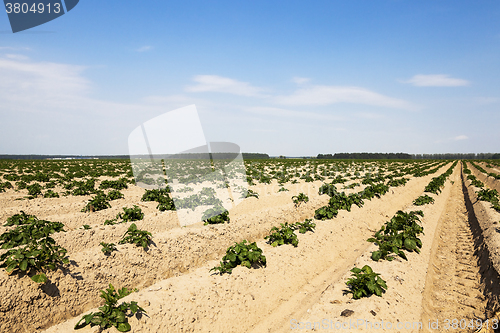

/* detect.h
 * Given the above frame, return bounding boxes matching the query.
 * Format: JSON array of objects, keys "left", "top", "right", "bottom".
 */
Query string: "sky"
[{"left": 0, "top": 0, "right": 499, "bottom": 156}]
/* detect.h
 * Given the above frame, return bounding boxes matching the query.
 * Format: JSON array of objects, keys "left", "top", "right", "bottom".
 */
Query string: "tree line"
[{"left": 317, "top": 153, "right": 500, "bottom": 160}]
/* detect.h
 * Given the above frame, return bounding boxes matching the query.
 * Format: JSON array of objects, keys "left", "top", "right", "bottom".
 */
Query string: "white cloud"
[
  {"left": 0, "top": 56, "right": 90, "bottom": 109},
  {"left": 0, "top": 46, "right": 31, "bottom": 51},
  {"left": 142, "top": 94, "right": 191, "bottom": 105},
  {"left": 136, "top": 45, "right": 153, "bottom": 52},
  {"left": 356, "top": 112, "right": 384, "bottom": 119},
  {"left": 186, "top": 75, "right": 265, "bottom": 97},
  {"left": 4, "top": 53, "right": 30, "bottom": 61},
  {"left": 454, "top": 135, "right": 468, "bottom": 141},
  {"left": 274, "top": 85, "right": 414, "bottom": 109},
  {"left": 403, "top": 74, "right": 470, "bottom": 87},
  {"left": 475, "top": 97, "right": 499, "bottom": 105},
  {"left": 243, "top": 106, "right": 345, "bottom": 122},
  {"left": 291, "top": 77, "right": 311, "bottom": 84}
]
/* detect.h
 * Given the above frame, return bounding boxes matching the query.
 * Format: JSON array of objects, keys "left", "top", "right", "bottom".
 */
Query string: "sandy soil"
[{"left": 2, "top": 161, "right": 500, "bottom": 333}]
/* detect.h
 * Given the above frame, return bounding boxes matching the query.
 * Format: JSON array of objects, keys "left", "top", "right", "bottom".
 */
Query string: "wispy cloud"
[
  {"left": 243, "top": 106, "right": 345, "bottom": 122},
  {"left": 454, "top": 135, "right": 468, "bottom": 141},
  {"left": 136, "top": 45, "right": 153, "bottom": 52},
  {"left": 4, "top": 54, "right": 30, "bottom": 61},
  {"left": 0, "top": 46, "right": 31, "bottom": 51},
  {"left": 291, "top": 77, "right": 311, "bottom": 84},
  {"left": 403, "top": 74, "right": 470, "bottom": 87},
  {"left": 186, "top": 75, "right": 266, "bottom": 97},
  {"left": 274, "top": 85, "right": 414, "bottom": 110},
  {"left": 356, "top": 112, "right": 384, "bottom": 119},
  {"left": 0, "top": 56, "right": 90, "bottom": 109}
]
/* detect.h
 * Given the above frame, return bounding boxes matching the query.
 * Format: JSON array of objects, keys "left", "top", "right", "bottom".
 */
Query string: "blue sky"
[{"left": 0, "top": 0, "right": 499, "bottom": 156}]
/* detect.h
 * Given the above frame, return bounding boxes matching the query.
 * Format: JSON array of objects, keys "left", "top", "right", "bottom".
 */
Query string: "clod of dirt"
[{"left": 340, "top": 309, "right": 354, "bottom": 317}]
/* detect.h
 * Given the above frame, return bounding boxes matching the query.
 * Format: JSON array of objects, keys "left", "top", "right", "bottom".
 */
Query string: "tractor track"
[{"left": 420, "top": 167, "right": 499, "bottom": 332}]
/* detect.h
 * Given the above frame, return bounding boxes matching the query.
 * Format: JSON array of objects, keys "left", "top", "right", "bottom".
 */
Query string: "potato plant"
[
  {"left": 202, "top": 205, "right": 230, "bottom": 225},
  {"left": 27, "top": 183, "right": 43, "bottom": 198},
  {"left": 368, "top": 210, "right": 424, "bottom": 261},
  {"left": 292, "top": 193, "right": 309, "bottom": 207},
  {"left": 292, "top": 218, "right": 316, "bottom": 234},
  {"left": 0, "top": 214, "right": 69, "bottom": 283},
  {"left": 346, "top": 265, "right": 387, "bottom": 299},
  {"left": 107, "top": 189, "right": 124, "bottom": 201},
  {"left": 43, "top": 190, "right": 60, "bottom": 198},
  {"left": 74, "top": 284, "right": 145, "bottom": 332},
  {"left": 210, "top": 240, "right": 266, "bottom": 274},
  {"left": 118, "top": 223, "right": 152, "bottom": 250},
  {"left": 82, "top": 193, "right": 111, "bottom": 212},
  {"left": 314, "top": 205, "right": 339, "bottom": 220},
  {"left": 413, "top": 195, "right": 434, "bottom": 206},
  {"left": 100, "top": 242, "right": 117, "bottom": 255},
  {"left": 99, "top": 178, "right": 128, "bottom": 190},
  {"left": 467, "top": 175, "right": 484, "bottom": 188},
  {"left": 242, "top": 189, "right": 259, "bottom": 199},
  {"left": 118, "top": 205, "right": 144, "bottom": 222},
  {"left": 265, "top": 223, "right": 299, "bottom": 247}
]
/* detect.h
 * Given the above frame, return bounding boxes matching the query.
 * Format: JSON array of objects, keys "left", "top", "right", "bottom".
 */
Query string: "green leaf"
[
  {"left": 31, "top": 273, "right": 47, "bottom": 283},
  {"left": 19, "top": 259, "right": 28, "bottom": 271},
  {"left": 404, "top": 238, "right": 416, "bottom": 251},
  {"left": 117, "top": 322, "right": 131, "bottom": 332},
  {"left": 371, "top": 251, "right": 381, "bottom": 261}
]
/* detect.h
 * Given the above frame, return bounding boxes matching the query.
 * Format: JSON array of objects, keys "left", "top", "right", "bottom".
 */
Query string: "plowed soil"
[{"left": 2, "top": 162, "right": 500, "bottom": 333}]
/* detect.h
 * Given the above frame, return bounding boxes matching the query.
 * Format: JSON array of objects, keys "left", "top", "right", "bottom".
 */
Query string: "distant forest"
[
  {"left": 317, "top": 153, "right": 500, "bottom": 160},
  {"left": 0, "top": 153, "right": 270, "bottom": 160}
]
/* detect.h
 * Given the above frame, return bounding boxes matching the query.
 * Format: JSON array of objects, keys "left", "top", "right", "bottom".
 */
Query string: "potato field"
[{"left": 1, "top": 158, "right": 500, "bottom": 332}]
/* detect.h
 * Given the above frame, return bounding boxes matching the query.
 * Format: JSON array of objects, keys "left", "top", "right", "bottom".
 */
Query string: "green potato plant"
[
  {"left": 292, "top": 193, "right": 309, "bottom": 207},
  {"left": 0, "top": 214, "right": 69, "bottom": 283},
  {"left": 82, "top": 193, "right": 111, "bottom": 212},
  {"left": 368, "top": 210, "right": 424, "bottom": 261},
  {"left": 265, "top": 223, "right": 299, "bottom": 247},
  {"left": 43, "top": 190, "right": 60, "bottom": 198},
  {"left": 100, "top": 242, "right": 117, "bottom": 255},
  {"left": 346, "top": 265, "right": 387, "bottom": 299},
  {"left": 202, "top": 205, "right": 230, "bottom": 225},
  {"left": 107, "top": 190, "right": 124, "bottom": 201},
  {"left": 292, "top": 218, "right": 316, "bottom": 234},
  {"left": 117, "top": 205, "right": 144, "bottom": 222},
  {"left": 118, "top": 223, "right": 152, "bottom": 250},
  {"left": 413, "top": 195, "right": 435, "bottom": 206},
  {"left": 74, "top": 284, "right": 145, "bottom": 332},
  {"left": 210, "top": 240, "right": 266, "bottom": 274}
]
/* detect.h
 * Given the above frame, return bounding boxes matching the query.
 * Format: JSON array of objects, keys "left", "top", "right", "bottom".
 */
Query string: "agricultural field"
[{"left": 1, "top": 158, "right": 500, "bottom": 332}]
